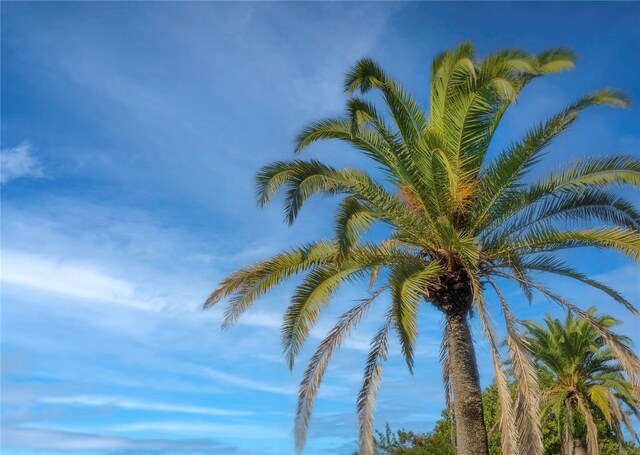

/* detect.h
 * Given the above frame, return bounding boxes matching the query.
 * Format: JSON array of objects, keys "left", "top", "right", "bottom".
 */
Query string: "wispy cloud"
[
  {"left": 40, "top": 395, "right": 252, "bottom": 417},
  {"left": 0, "top": 251, "right": 151, "bottom": 309},
  {"left": 0, "top": 427, "right": 243, "bottom": 453},
  {"left": 200, "top": 366, "right": 296, "bottom": 395},
  {"left": 110, "top": 421, "right": 288, "bottom": 440},
  {"left": 1, "top": 142, "right": 43, "bottom": 184}
]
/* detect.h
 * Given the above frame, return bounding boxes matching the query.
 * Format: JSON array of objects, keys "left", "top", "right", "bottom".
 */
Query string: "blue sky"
[{"left": 1, "top": 2, "right": 639, "bottom": 454}]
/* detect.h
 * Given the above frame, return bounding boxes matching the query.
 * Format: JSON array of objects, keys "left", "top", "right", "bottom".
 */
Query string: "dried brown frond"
[
  {"left": 295, "top": 288, "right": 386, "bottom": 453},
  {"left": 453, "top": 177, "right": 479, "bottom": 212},
  {"left": 439, "top": 325, "right": 458, "bottom": 451},
  {"left": 398, "top": 184, "right": 425, "bottom": 215},
  {"left": 486, "top": 276, "right": 544, "bottom": 455},
  {"left": 576, "top": 395, "right": 599, "bottom": 455},
  {"left": 476, "top": 296, "right": 518, "bottom": 455},
  {"left": 493, "top": 271, "right": 640, "bottom": 393},
  {"left": 357, "top": 321, "right": 390, "bottom": 455}
]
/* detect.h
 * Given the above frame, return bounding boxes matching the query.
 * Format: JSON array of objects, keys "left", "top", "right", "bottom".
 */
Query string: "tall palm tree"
[
  {"left": 205, "top": 42, "right": 640, "bottom": 455},
  {"left": 524, "top": 310, "right": 640, "bottom": 455}
]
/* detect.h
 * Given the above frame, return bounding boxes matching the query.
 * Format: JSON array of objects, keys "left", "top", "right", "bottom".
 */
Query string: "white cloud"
[
  {"left": 2, "top": 428, "right": 135, "bottom": 451},
  {"left": 0, "top": 251, "right": 153, "bottom": 309},
  {"left": 1, "top": 142, "right": 44, "bottom": 184},
  {"left": 0, "top": 427, "right": 233, "bottom": 453},
  {"left": 237, "top": 310, "right": 282, "bottom": 329},
  {"left": 40, "top": 395, "right": 252, "bottom": 417}
]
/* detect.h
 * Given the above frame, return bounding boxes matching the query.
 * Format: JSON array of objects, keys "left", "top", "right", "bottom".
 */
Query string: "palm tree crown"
[
  {"left": 205, "top": 41, "right": 640, "bottom": 454},
  {"left": 524, "top": 310, "right": 640, "bottom": 455}
]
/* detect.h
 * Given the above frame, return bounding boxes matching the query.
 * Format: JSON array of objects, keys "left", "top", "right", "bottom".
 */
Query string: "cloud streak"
[
  {"left": 40, "top": 395, "right": 253, "bottom": 417},
  {"left": 1, "top": 142, "right": 43, "bottom": 184},
  {"left": 0, "top": 427, "right": 244, "bottom": 453},
  {"left": 0, "top": 251, "right": 151, "bottom": 309}
]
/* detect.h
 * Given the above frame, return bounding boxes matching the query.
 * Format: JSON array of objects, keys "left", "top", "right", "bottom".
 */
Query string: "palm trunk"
[
  {"left": 564, "top": 399, "right": 574, "bottom": 455},
  {"left": 573, "top": 438, "right": 588, "bottom": 455},
  {"left": 446, "top": 312, "right": 489, "bottom": 455}
]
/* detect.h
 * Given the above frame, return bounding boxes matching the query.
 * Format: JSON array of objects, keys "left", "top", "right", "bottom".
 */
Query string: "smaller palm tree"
[{"left": 523, "top": 309, "right": 640, "bottom": 455}]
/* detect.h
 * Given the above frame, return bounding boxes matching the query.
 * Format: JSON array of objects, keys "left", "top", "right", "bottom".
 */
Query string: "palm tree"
[
  {"left": 205, "top": 42, "right": 640, "bottom": 455},
  {"left": 524, "top": 310, "right": 640, "bottom": 455}
]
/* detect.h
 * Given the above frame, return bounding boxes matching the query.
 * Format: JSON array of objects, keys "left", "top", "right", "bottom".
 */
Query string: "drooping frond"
[
  {"left": 357, "top": 320, "right": 390, "bottom": 455},
  {"left": 520, "top": 254, "right": 639, "bottom": 316},
  {"left": 476, "top": 296, "right": 518, "bottom": 454},
  {"left": 205, "top": 241, "right": 338, "bottom": 325},
  {"left": 576, "top": 394, "right": 599, "bottom": 455},
  {"left": 294, "top": 287, "right": 386, "bottom": 453},
  {"left": 390, "top": 260, "right": 442, "bottom": 372},
  {"left": 256, "top": 159, "right": 435, "bottom": 245},
  {"left": 486, "top": 276, "right": 543, "bottom": 454},
  {"left": 334, "top": 196, "right": 377, "bottom": 259},
  {"left": 282, "top": 245, "right": 406, "bottom": 368}
]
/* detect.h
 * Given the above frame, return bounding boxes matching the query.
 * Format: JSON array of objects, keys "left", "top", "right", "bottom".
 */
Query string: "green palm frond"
[
  {"left": 206, "top": 241, "right": 338, "bottom": 325},
  {"left": 295, "top": 117, "right": 398, "bottom": 172},
  {"left": 390, "top": 260, "right": 442, "bottom": 372},
  {"left": 520, "top": 254, "right": 639, "bottom": 316},
  {"left": 334, "top": 196, "right": 378, "bottom": 259},
  {"left": 535, "top": 48, "right": 578, "bottom": 74},
  {"left": 282, "top": 245, "right": 406, "bottom": 368},
  {"left": 345, "top": 58, "right": 427, "bottom": 146},
  {"left": 480, "top": 155, "right": 640, "bottom": 240},
  {"left": 472, "top": 90, "right": 630, "bottom": 233},
  {"left": 491, "top": 226, "right": 640, "bottom": 260}
]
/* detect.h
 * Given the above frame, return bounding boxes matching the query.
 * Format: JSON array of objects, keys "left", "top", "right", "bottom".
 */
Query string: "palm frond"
[
  {"left": 345, "top": 58, "right": 427, "bottom": 146},
  {"left": 205, "top": 241, "right": 338, "bottom": 325},
  {"left": 472, "top": 90, "right": 629, "bottom": 233},
  {"left": 295, "top": 287, "right": 386, "bottom": 453},
  {"left": 490, "top": 226, "right": 640, "bottom": 261},
  {"left": 485, "top": 276, "right": 543, "bottom": 454},
  {"left": 391, "top": 260, "right": 442, "bottom": 373},
  {"left": 520, "top": 254, "right": 639, "bottom": 316},
  {"left": 282, "top": 248, "right": 397, "bottom": 368},
  {"left": 476, "top": 296, "right": 518, "bottom": 454},
  {"left": 357, "top": 320, "right": 390, "bottom": 455},
  {"left": 576, "top": 394, "right": 599, "bottom": 455},
  {"left": 480, "top": 155, "right": 640, "bottom": 239}
]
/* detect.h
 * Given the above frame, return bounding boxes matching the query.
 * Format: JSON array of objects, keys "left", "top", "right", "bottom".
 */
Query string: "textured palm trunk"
[
  {"left": 573, "top": 438, "right": 588, "bottom": 455},
  {"left": 564, "top": 400, "right": 574, "bottom": 455},
  {"left": 446, "top": 312, "right": 489, "bottom": 455}
]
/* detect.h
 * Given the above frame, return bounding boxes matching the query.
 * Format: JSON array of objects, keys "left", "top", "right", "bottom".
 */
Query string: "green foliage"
[
  {"left": 373, "top": 417, "right": 455, "bottom": 455},
  {"left": 524, "top": 309, "right": 640, "bottom": 454},
  {"left": 374, "top": 385, "right": 640, "bottom": 455},
  {"left": 374, "top": 311, "right": 640, "bottom": 455}
]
